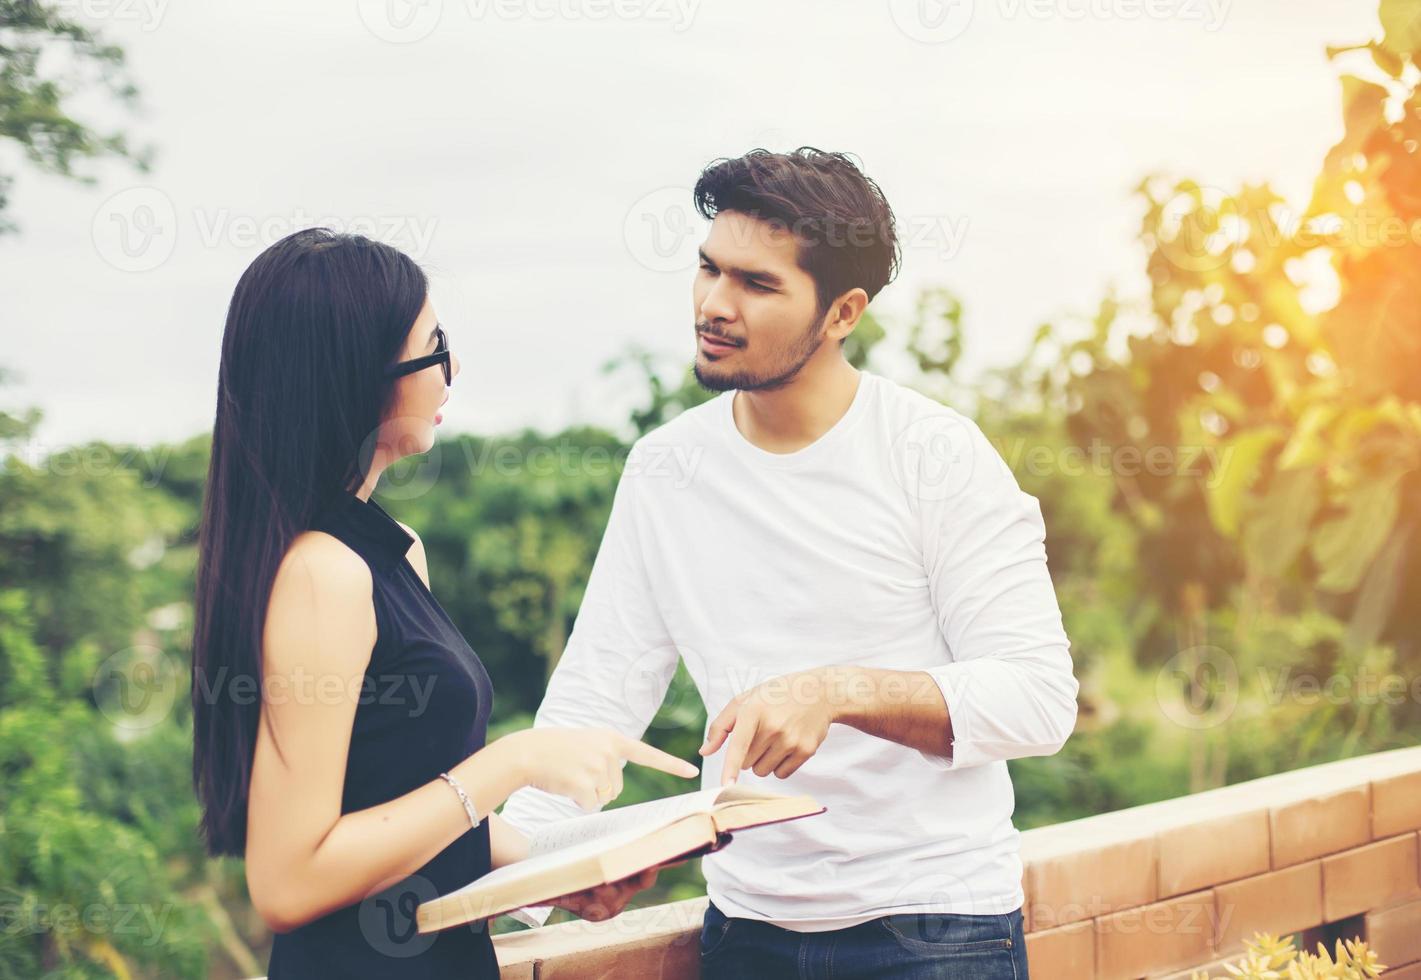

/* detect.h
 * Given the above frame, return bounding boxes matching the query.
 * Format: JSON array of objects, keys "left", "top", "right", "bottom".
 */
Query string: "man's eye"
[
  {"left": 747, "top": 281, "right": 773, "bottom": 293},
  {"left": 699, "top": 262, "right": 716, "bottom": 273}
]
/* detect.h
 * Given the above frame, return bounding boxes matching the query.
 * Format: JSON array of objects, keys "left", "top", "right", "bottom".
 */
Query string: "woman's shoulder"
[{"left": 263, "top": 531, "right": 378, "bottom": 674}]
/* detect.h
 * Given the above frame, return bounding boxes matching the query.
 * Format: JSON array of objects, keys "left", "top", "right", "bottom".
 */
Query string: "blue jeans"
[{"left": 699, "top": 901, "right": 1029, "bottom": 979}]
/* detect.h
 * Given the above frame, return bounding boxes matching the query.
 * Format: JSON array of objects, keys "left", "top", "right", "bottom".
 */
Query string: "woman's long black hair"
[{"left": 192, "top": 228, "right": 428, "bottom": 856}]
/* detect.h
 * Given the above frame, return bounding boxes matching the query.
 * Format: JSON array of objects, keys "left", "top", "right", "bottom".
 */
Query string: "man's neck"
[{"left": 732, "top": 354, "right": 862, "bottom": 455}]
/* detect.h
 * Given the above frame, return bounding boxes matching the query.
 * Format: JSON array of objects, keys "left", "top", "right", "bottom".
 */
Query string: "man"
[{"left": 501, "top": 147, "right": 1077, "bottom": 979}]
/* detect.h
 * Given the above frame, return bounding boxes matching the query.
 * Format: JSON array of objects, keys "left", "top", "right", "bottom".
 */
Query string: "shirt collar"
[{"left": 324, "top": 490, "right": 415, "bottom": 572}]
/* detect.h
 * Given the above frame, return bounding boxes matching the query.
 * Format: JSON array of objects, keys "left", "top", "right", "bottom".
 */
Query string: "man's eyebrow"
[{"left": 698, "top": 249, "right": 785, "bottom": 286}]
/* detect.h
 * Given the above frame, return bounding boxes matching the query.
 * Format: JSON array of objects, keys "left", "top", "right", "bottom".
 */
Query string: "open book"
[{"left": 415, "top": 784, "right": 825, "bottom": 933}]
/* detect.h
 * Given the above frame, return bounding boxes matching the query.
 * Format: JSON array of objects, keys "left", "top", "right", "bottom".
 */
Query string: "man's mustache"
[{"left": 696, "top": 322, "right": 746, "bottom": 346}]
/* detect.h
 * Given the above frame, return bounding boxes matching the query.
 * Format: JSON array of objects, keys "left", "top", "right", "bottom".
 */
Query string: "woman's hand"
[
  {"left": 548, "top": 867, "right": 660, "bottom": 921},
  {"left": 503, "top": 728, "right": 700, "bottom": 810}
]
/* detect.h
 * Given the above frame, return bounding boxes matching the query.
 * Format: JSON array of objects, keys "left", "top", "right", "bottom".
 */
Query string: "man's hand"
[
  {"left": 699, "top": 668, "right": 838, "bottom": 786},
  {"left": 546, "top": 862, "right": 685, "bottom": 922}
]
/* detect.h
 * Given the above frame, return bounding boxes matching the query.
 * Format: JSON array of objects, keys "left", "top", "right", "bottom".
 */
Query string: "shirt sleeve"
[
  {"left": 904, "top": 413, "right": 1079, "bottom": 771},
  {"left": 497, "top": 443, "right": 681, "bottom": 905}
]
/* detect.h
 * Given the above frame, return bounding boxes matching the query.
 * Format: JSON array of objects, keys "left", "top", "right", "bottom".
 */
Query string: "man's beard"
[{"left": 693, "top": 311, "right": 827, "bottom": 393}]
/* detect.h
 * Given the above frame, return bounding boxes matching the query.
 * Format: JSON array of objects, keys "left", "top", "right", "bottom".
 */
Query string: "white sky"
[{"left": 0, "top": 0, "right": 1381, "bottom": 450}]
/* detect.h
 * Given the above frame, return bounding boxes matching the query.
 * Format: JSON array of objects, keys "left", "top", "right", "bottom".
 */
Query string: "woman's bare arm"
[{"left": 244, "top": 531, "right": 528, "bottom": 932}]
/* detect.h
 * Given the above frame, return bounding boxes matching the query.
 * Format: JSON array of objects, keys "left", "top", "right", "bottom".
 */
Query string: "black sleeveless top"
[{"left": 267, "top": 490, "right": 500, "bottom": 980}]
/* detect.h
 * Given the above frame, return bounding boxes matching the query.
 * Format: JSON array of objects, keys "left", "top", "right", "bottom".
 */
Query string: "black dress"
[{"left": 266, "top": 490, "right": 500, "bottom": 979}]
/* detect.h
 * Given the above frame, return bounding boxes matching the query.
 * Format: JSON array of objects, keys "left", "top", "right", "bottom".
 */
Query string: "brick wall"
[{"left": 492, "top": 746, "right": 1421, "bottom": 979}]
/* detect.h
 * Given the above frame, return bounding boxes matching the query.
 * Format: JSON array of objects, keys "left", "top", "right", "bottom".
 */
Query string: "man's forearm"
[
  {"left": 821, "top": 665, "right": 954, "bottom": 758},
  {"left": 488, "top": 812, "right": 530, "bottom": 870}
]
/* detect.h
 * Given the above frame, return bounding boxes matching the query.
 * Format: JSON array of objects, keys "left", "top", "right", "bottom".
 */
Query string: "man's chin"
[{"left": 693, "top": 359, "right": 739, "bottom": 393}]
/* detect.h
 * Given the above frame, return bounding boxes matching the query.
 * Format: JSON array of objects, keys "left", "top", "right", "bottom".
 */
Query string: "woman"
[{"left": 190, "top": 228, "right": 698, "bottom": 978}]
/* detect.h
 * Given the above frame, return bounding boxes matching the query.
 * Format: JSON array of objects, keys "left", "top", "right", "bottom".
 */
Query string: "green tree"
[{"left": 0, "top": 0, "right": 148, "bottom": 233}]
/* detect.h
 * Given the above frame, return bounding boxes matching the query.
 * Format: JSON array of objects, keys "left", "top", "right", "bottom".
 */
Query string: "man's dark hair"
[{"left": 692, "top": 147, "right": 901, "bottom": 313}]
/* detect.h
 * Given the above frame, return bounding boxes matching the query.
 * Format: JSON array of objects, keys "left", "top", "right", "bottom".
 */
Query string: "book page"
[
  {"left": 436, "top": 820, "right": 655, "bottom": 909},
  {"left": 526, "top": 787, "right": 723, "bottom": 858}
]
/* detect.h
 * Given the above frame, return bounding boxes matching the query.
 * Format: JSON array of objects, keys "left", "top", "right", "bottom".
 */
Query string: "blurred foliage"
[
  {"left": 3, "top": 0, "right": 1421, "bottom": 975},
  {"left": 0, "top": 0, "right": 151, "bottom": 234}
]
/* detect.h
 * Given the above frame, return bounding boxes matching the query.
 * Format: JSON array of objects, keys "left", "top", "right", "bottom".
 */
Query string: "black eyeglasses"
[{"left": 383, "top": 324, "right": 451, "bottom": 386}]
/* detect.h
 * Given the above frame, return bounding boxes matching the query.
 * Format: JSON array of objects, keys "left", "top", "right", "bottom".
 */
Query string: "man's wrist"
[{"left": 815, "top": 665, "right": 872, "bottom": 728}]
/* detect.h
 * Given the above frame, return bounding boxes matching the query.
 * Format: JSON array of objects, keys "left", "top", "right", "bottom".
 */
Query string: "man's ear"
[{"left": 824, "top": 288, "right": 870, "bottom": 342}]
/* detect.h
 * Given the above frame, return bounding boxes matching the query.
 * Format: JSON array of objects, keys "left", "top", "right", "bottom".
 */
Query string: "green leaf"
[
  {"left": 1277, "top": 404, "right": 1340, "bottom": 470},
  {"left": 1311, "top": 474, "right": 1403, "bottom": 593},
  {"left": 1206, "top": 427, "right": 1287, "bottom": 538},
  {"left": 1379, "top": 0, "right": 1421, "bottom": 57},
  {"left": 1241, "top": 469, "right": 1322, "bottom": 578},
  {"left": 1346, "top": 519, "right": 1412, "bottom": 649}
]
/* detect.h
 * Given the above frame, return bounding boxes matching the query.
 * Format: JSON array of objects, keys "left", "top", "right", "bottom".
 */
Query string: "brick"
[
  {"left": 1322, "top": 834, "right": 1421, "bottom": 922},
  {"left": 1271, "top": 784, "right": 1370, "bottom": 867},
  {"left": 493, "top": 897, "right": 706, "bottom": 978},
  {"left": 1373, "top": 770, "right": 1421, "bottom": 838},
  {"left": 1364, "top": 896, "right": 1421, "bottom": 967},
  {"left": 1024, "top": 919, "right": 1093, "bottom": 980},
  {"left": 1157, "top": 806, "right": 1270, "bottom": 897},
  {"left": 1024, "top": 828, "right": 1157, "bottom": 929},
  {"left": 1095, "top": 890, "right": 1216, "bottom": 980},
  {"left": 1213, "top": 861, "right": 1322, "bottom": 954},
  {"left": 1152, "top": 955, "right": 1238, "bottom": 979}
]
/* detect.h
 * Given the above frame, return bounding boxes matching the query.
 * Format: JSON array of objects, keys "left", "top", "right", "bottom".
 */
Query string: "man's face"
[{"left": 692, "top": 211, "right": 827, "bottom": 392}]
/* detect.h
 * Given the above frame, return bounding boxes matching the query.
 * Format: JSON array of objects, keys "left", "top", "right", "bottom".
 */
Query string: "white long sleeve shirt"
[{"left": 499, "top": 370, "right": 1078, "bottom": 931}]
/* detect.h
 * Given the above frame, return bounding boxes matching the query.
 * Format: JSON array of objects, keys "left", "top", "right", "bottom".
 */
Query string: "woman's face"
[{"left": 381, "top": 295, "right": 459, "bottom": 457}]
